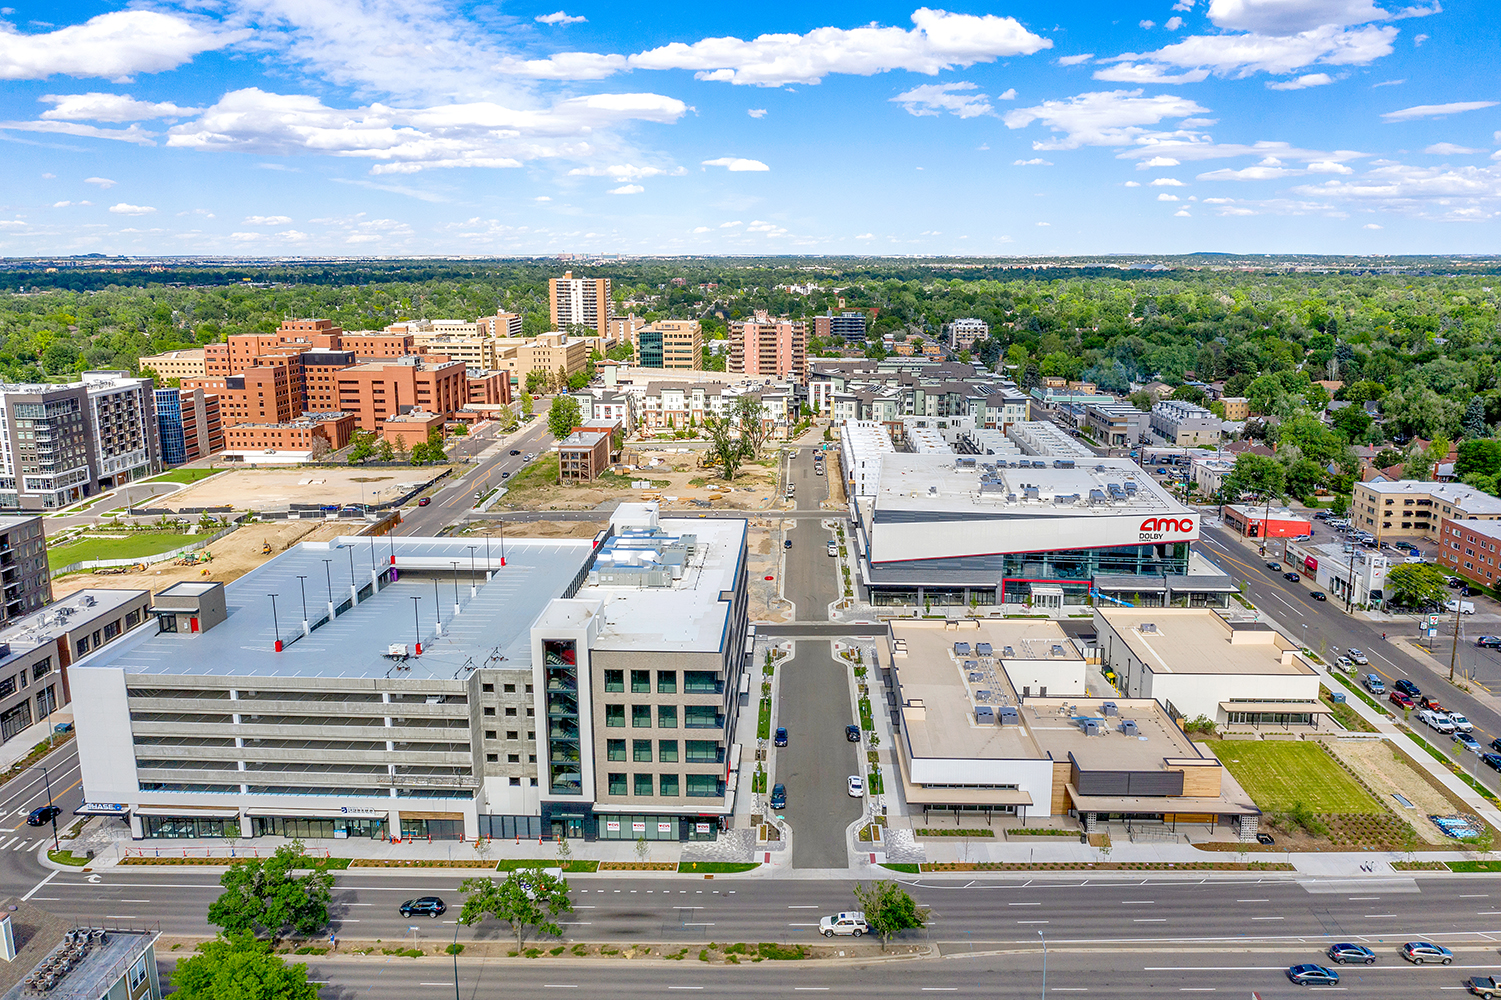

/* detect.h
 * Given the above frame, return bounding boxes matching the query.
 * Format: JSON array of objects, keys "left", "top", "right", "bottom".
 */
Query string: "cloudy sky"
[{"left": 0, "top": 0, "right": 1496, "bottom": 255}]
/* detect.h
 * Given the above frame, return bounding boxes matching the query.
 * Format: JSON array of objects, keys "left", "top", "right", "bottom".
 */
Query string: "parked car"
[
  {"left": 1266, "top": 561, "right": 1282, "bottom": 571},
  {"left": 1389, "top": 690, "right": 1416, "bottom": 710},
  {"left": 1448, "top": 712, "right": 1473, "bottom": 732},
  {"left": 819, "top": 911, "right": 868, "bottom": 937},
  {"left": 417, "top": 497, "right": 431, "bottom": 506},
  {"left": 399, "top": 896, "right": 446, "bottom": 917},
  {"left": 1417, "top": 709, "right": 1455, "bottom": 733},
  {"left": 774, "top": 727, "right": 788, "bottom": 747},
  {"left": 1335, "top": 655, "right": 1354, "bottom": 672},
  {"left": 1446, "top": 599, "right": 1478, "bottom": 614},
  {"left": 1284, "top": 571, "right": 1301, "bottom": 582},
  {"left": 1419, "top": 695, "right": 1446, "bottom": 712},
  {"left": 1287, "top": 964, "right": 1339, "bottom": 986},
  {"left": 784, "top": 539, "right": 793, "bottom": 549},
  {"left": 1455, "top": 730, "right": 1483, "bottom": 754},
  {"left": 1326, "top": 943, "right": 1376, "bottom": 965},
  {"left": 1156, "top": 467, "right": 1168, "bottom": 475},
  {"left": 1394, "top": 678, "right": 1421, "bottom": 697},
  {"left": 1348, "top": 649, "right": 1369, "bottom": 665},
  {"left": 827, "top": 541, "right": 838, "bottom": 557},
  {"left": 846, "top": 724, "right": 861, "bottom": 742},
  {"left": 1477, "top": 636, "right": 1501, "bottom": 649},
  {"left": 769, "top": 783, "right": 786, "bottom": 809},
  {"left": 1362, "top": 673, "right": 1385, "bottom": 695},
  {"left": 510, "top": 449, "right": 521, "bottom": 455},
  {"left": 25, "top": 805, "right": 61, "bottom": 827},
  {"left": 1310, "top": 591, "right": 1328, "bottom": 601},
  {"left": 1400, "top": 942, "right": 1453, "bottom": 964},
  {"left": 847, "top": 775, "right": 864, "bottom": 797},
  {"left": 1491, "top": 737, "right": 1501, "bottom": 754},
  {"left": 1482, "top": 753, "right": 1501, "bottom": 773}
]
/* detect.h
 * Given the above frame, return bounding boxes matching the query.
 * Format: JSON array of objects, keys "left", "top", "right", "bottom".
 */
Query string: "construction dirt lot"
[
  {"left": 162, "top": 467, "right": 452, "bottom": 510},
  {"left": 51, "top": 520, "right": 351, "bottom": 600},
  {"left": 1324, "top": 737, "right": 1474, "bottom": 845},
  {"left": 500, "top": 446, "right": 791, "bottom": 513}
]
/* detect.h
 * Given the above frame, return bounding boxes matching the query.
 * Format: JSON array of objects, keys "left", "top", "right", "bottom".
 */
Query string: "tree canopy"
[
  {"left": 171, "top": 935, "right": 322, "bottom": 1000},
  {"left": 206, "top": 842, "right": 334, "bottom": 940},
  {"left": 1384, "top": 563, "right": 1448, "bottom": 609},
  {"left": 458, "top": 866, "right": 574, "bottom": 950},
  {"left": 547, "top": 395, "right": 582, "bottom": 440},
  {"left": 852, "top": 880, "right": 928, "bottom": 951}
]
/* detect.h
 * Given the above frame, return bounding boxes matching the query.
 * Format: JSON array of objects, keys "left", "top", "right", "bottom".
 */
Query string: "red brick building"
[
  {"left": 1438, "top": 516, "right": 1501, "bottom": 589},
  {"left": 465, "top": 370, "right": 512, "bottom": 407},
  {"left": 336, "top": 358, "right": 468, "bottom": 431},
  {"left": 223, "top": 411, "right": 357, "bottom": 456},
  {"left": 380, "top": 410, "right": 446, "bottom": 449}
]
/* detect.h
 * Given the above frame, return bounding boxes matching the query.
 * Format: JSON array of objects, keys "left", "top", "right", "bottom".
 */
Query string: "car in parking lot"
[
  {"left": 769, "top": 783, "right": 786, "bottom": 809},
  {"left": 1156, "top": 467, "right": 1168, "bottom": 475},
  {"left": 846, "top": 724, "right": 861, "bottom": 742},
  {"left": 1401, "top": 941, "right": 1453, "bottom": 964},
  {"left": 26, "top": 805, "right": 61, "bottom": 827},
  {"left": 1266, "top": 561, "right": 1282, "bottom": 571},
  {"left": 784, "top": 538, "right": 793, "bottom": 549},
  {"left": 399, "top": 896, "right": 446, "bottom": 917},
  {"left": 1286, "top": 964, "right": 1339, "bottom": 986},
  {"left": 774, "top": 727, "right": 788, "bottom": 747},
  {"left": 1389, "top": 690, "right": 1416, "bottom": 710},
  {"left": 1394, "top": 678, "right": 1421, "bottom": 697},
  {"left": 1455, "top": 730, "right": 1483, "bottom": 754},
  {"left": 847, "top": 775, "right": 864, "bottom": 797},
  {"left": 1283, "top": 571, "right": 1300, "bottom": 582},
  {"left": 827, "top": 541, "right": 838, "bottom": 557},
  {"left": 1482, "top": 753, "right": 1501, "bottom": 773},
  {"left": 1348, "top": 649, "right": 1369, "bottom": 665},
  {"left": 819, "top": 911, "right": 868, "bottom": 937},
  {"left": 1326, "top": 943, "right": 1376, "bottom": 965},
  {"left": 1310, "top": 591, "right": 1327, "bottom": 601}
]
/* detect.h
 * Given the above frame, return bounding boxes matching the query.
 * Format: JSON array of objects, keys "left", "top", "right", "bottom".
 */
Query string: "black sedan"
[
  {"left": 1283, "top": 571, "right": 1301, "bottom": 582},
  {"left": 1326, "top": 943, "right": 1376, "bottom": 965},
  {"left": 509, "top": 449, "right": 521, "bottom": 455},
  {"left": 1482, "top": 753, "right": 1501, "bottom": 773},
  {"left": 399, "top": 896, "right": 446, "bottom": 917},
  {"left": 774, "top": 727, "right": 788, "bottom": 747},
  {"left": 1394, "top": 678, "right": 1421, "bottom": 698},
  {"left": 26, "top": 805, "right": 61, "bottom": 827},
  {"left": 1287, "top": 964, "right": 1339, "bottom": 986},
  {"left": 846, "top": 725, "right": 861, "bottom": 742},
  {"left": 1309, "top": 591, "right": 1327, "bottom": 601}
]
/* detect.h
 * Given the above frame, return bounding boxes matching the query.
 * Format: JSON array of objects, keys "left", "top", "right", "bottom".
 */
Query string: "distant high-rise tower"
[{"left": 549, "top": 271, "right": 612, "bottom": 337}]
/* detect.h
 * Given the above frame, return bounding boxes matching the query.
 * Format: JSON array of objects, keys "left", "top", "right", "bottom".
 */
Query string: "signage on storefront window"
[
  {"left": 696, "top": 823, "right": 711, "bottom": 834},
  {"left": 606, "top": 820, "right": 621, "bottom": 833},
  {"left": 632, "top": 821, "right": 646, "bottom": 833},
  {"left": 658, "top": 822, "right": 672, "bottom": 834}
]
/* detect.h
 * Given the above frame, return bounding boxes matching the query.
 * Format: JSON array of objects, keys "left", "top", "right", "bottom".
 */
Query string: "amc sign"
[{"left": 1139, "top": 516, "right": 1196, "bottom": 543}]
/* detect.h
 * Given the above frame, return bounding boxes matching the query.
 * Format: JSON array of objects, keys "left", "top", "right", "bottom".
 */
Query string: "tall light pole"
[
  {"left": 451, "top": 561, "right": 461, "bottom": 616},
  {"left": 1038, "top": 930, "right": 1046, "bottom": 999},
  {"left": 411, "top": 596, "right": 423, "bottom": 655},
  {"left": 322, "top": 558, "right": 334, "bottom": 615},
  {"left": 268, "top": 594, "right": 282, "bottom": 652},
  {"left": 28, "top": 765, "right": 60, "bottom": 852},
  {"left": 295, "top": 575, "right": 309, "bottom": 627},
  {"left": 467, "top": 545, "right": 478, "bottom": 596},
  {"left": 1449, "top": 597, "right": 1464, "bottom": 683}
]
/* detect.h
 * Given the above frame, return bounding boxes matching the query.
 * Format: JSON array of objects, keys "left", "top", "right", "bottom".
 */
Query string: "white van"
[{"left": 1445, "top": 600, "right": 1477, "bottom": 615}]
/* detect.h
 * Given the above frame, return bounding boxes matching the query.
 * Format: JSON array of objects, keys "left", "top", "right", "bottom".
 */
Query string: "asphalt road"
[
  {"left": 394, "top": 420, "right": 554, "bottom": 536},
  {"left": 1199, "top": 521, "right": 1501, "bottom": 793},
  {"left": 0, "top": 740, "right": 83, "bottom": 871},
  {"left": 774, "top": 640, "right": 864, "bottom": 870},
  {"left": 781, "top": 448, "right": 834, "bottom": 622}
]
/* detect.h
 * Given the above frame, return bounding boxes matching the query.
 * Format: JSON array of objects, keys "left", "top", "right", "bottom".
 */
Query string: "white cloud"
[
  {"left": 692, "top": 226, "right": 710, "bottom": 233},
  {"left": 1151, "top": 177, "right": 1187, "bottom": 185},
  {"left": 1267, "top": 72, "right": 1334, "bottom": 89},
  {"left": 1174, "top": 208, "right": 1192, "bottom": 216},
  {"left": 746, "top": 220, "right": 786, "bottom": 234},
  {"left": 998, "top": 88, "right": 1017, "bottom": 100},
  {"left": 1140, "top": 20, "right": 1157, "bottom": 29},
  {"left": 1003, "top": 89, "right": 1209, "bottom": 149},
  {"left": 567, "top": 164, "right": 683, "bottom": 179},
  {"left": 164, "top": 88, "right": 689, "bottom": 174},
  {"left": 1138, "top": 156, "right": 1182, "bottom": 168},
  {"left": 0, "top": 11, "right": 244, "bottom": 82},
  {"left": 1099, "top": 23, "right": 1398, "bottom": 83},
  {"left": 608, "top": 184, "right": 644, "bottom": 194},
  {"left": 1166, "top": 16, "right": 1185, "bottom": 30},
  {"left": 747, "top": 108, "right": 767, "bottom": 118},
  {"left": 627, "top": 8, "right": 1053, "bottom": 86},
  {"left": 855, "top": 232, "right": 875, "bottom": 239},
  {"left": 1118, "top": 139, "right": 1366, "bottom": 165},
  {"left": 84, "top": 176, "right": 117, "bottom": 188},
  {"left": 535, "top": 11, "right": 587, "bottom": 25},
  {"left": 39, "top": 92, "right": 201, "bottom": 121},
  {"left": 108, "top": 202, "right": 156, "bottom": 215},
  {"left": 1363, "top": 222, "right": 1383, "bottom": 228},
  {"left": 701, "top": 157, "right": 770, "bottom": 171},
  {"left": 1158, "top": 193, "right": 1181, "bottom": 200},
  {"left": 1124, "top": 180, "right": 1142, "bottom": 187},
  {"left": 1413, "top": 32, "right": 1428, "bottom": 45},
  {"left": 1092, "top": 62, "right": 1210, "bottom": 84},
  {"left": 51, "top": 200, "right": 89, "bottom": 207},
  {"left": 243, "top": 215, "right": 293, "bottom": 224},
  {"left": 1174, "top": 0, "right": 1196, "bottom": 9},
  {"left": 1056, "top": 53, "right": 1094, "bottom": 66},
  {"left": 1207, "top": 0, "right": 1403, "bottom": 34},
  {"left": 0, "top": 120, "right": 156, "bottom": 144},
  {"left": 1426, "top": 142, "right": 1483, "bottom": 155},
  {"left": 534, "top": 195, "right": 551, "bottom": 202},
  {"left": 892, "top": 81, "right": 992, "bottom": 118},
  {"left": 1014, "top": 158, "right": 1053, "bottom": 165},
  {"left": 1372, "top": 78, "right": 1405, "bottom": 86},
  {"left": 1382, "top": 101, "right": 1498, "bottom": 122},
  {"left": 1035, "top": 221, "right": 1050, "bottom": 226},
  {"left": 720, "top": 220, "right": 743, "bottom": 227},
  {"left": 1291, "top": 161, "right": 1501, "bottom": 220}
]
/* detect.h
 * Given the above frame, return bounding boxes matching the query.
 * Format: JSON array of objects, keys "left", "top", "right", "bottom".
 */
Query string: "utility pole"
[{"left": 1449, "top": 596, "right": 1463, "bottom": 683}]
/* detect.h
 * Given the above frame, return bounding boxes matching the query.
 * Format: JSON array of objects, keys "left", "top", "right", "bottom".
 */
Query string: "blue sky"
[{"left": 0, "top": 0, "right": 1497, "bottom": 256}]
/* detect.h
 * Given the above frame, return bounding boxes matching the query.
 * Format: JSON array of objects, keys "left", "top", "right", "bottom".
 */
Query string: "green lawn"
[
  {"left": 501, "top": 453, "right": 561, "bottom": 494},
  {"left": 146, "top": 468, "right": 224, "bottom": 485},
  {"left": 1216, "top": 740, "right": 1382, "bottom": 814},
  {"left": 48, "top": 531, "right": 192, "bottom": 570}
]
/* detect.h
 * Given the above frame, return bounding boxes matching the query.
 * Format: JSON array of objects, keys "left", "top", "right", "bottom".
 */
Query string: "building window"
[
  {"left": 684, "top": 670, "right": 719, "bottom": 693},
  {"left": 631, "top": 669, "right": 651, "bottom": 693},
  {"left": 483, "top": 707, "right": 496, "bottom": 716},
  {"left": 659, "top": 774, "right": 680, "bottom": 797},
  {"left": 657, "top": 705, "right": 677, "bottom": 728},
  {"left": 632, "top": 705, "right": 652, "bottom": 728},
  {"left": 685, "top": 774, "right": 720, "bottom": 798},
  {"left": 486, "top": 753, "right": 498, "bottom": 763},
  {"left": 31, "top": 659, "right": 50, "bottom": 681},
  {"left": 658, "top": 739, "right": 679, "bottom": 762},
  {"left": 607, "top": 738, "right": 627, "bottom": 761},
  {"left": 686, "top": 740, "right": 719, "bottom": 763},
  {"left": 685, "top": 706, "right": 719, "bottom": 728},
  {"left": 604, "top": 669, "right": 624, "bottom": 693},
  {"left": 633, "top": 739, "right": 654, "bottom": 762},
  {"left": 634, "top": 773, "right": 654, "bottom": 796},
  {"left": 506, "top": 730, "right": 518, "bottom": 740},
  {"left": 76, "top": 636, "right": 90, "bottom": 656},
  {"left": 486, "top": 730, "right": 497, "bottom": 740},
  {"left": 508, "top": 753, "right": 520, "bottom": 763},
  {"left": 608, "top": 772, "right": 627, "bottom": 795},
  {"left": 657, "top": 671, "right": 677, "bottom": 694},
  {"left": 510, "top": 777, "right": 521, "bottom": 786},
  {"left": 605, "top": 705, "right": 625, "bottom": 727}
]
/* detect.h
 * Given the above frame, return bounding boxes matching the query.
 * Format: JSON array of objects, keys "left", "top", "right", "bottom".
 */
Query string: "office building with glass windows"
[{"left": 70, "top": 505, "right": 747, "bottom": 843}]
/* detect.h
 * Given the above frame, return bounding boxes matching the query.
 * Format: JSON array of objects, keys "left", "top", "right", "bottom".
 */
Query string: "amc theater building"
[{"left": 851, "top": 455, "right": 1236, "bottom": 610}]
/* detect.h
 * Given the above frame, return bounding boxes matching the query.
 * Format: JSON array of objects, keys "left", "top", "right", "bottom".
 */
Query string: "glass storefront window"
[{"left": 144, "top": 815, "right": 232, "bottom": 839}]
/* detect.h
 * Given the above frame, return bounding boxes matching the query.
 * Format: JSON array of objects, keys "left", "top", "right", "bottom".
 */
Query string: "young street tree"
[
  {"left": 852, "top": 879, "right": 929, "bottom": 951},
  {"left": 458, "top": 866, "right": 574, "bottom": 951},
  {"left": 171, "top": 934, "right": 321, "bottom": 1000},
  {"left": 733, "top": 394, "right": 770, "bottom": 459},
  {"left": 206, "top": 842, "right": 334, "bottom": 940},
  {"left": 703, "top": 414, "right": 747, "bottom": 480}
]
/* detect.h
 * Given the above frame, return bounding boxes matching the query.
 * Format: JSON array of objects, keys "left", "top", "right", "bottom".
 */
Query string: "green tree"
[
  {"left": 733, "top": 394, "right": 770, "bottom": 458},
  {"left": 525, "top": 370, "right": 550, "bottom": 395},
  {"left": 458, "top": 866, "right": 574, "bottom": 951},
  {"left": 1384, "top": 563, "right": 1448, "bottom": 609},
  {"left": 206, "top": 842, "right": 334, "bottom": 940},
  {"left": 171, "top": 934, "right": 321, "bottom": 1000},
  {"left": 548, "top": 395, "right": 582, "bottom": 439},
  {"left": 1128, "top": 390, "right": 1153, "bottom": 412},
  {"left": 852, "top": 880, "right": 929, "bottom": 951},
  {"left": 347, "top": 429, "right": 376, "bottom": 465},
  {"left": 1222, "top": 453, "right": 1285, "bottom": 501},
  {"left": 521, "top": 392, "right": 534, "bottom": 416},
  {"left": 1284, "top": 457, "right": 1324, "bottom": 499},
  {"left": 1462, "top": 396, "right": 1487, "bottom": 438},
  {"left": 1171, "top": 384, "right": 1207, "bottom": 406},
  {"left": 703, "top": 414, "right": 748, "bottom": 480},
  {"left": 1456, "top": 439, "right": 1501, "bottom": 479},
  {"left": 1330, "top": 404, "right": 1371, "bottom": 440}
]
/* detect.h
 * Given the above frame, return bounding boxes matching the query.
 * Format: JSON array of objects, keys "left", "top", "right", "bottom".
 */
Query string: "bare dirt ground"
[
  {"left": 165, "top": 467, "right": 454, "bottom": 510},
  {"left": 52, "top": 520, "right": 351, "bottom": 599},
  {"left": 503, "top": 446, "right": 782, "bottom": 513},
  {"left": 1325, "top": 738, "right": 1463, "bottom": 844},
  {"left": 746, "top": 523, "right": 789, "bottom": 623},
  {"left": 457, "top": 519, "right": 607, "bottom": 540}
]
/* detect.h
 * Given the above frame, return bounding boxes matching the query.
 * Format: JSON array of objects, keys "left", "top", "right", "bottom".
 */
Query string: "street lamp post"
[
  {"left": 467, "top": 545, "right": 478, "bottom": 596},
  {"left": 268, "top": 594, "right": 282, "bottom": 652},
  {"left": 28, "top": 765, "right": 60, "bottom": 853},
  {"left": 322, "top": 559, "right": 335, "bottom": 617},
  {"left": 1038, "top": 930, "right": 1047, "bottom": 999},
  {"left": 451, "top": 561, "right": 461, "bottom": 616},
  {"left": 410, "top": 596, "right": 423, "bottom": 655},
  {"left": 295, "top": 575, "right": 309, "bottom": 633},
  {"left": 432, "top": 575, "right": 442, "bottom": 633}
]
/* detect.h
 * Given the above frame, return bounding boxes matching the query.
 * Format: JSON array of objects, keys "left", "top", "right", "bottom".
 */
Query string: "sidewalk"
[{"left": 0, "top": 709, "right": 73, "bottom": 773}]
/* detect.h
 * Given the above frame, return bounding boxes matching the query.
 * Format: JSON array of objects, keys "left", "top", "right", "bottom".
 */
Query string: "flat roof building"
[
  {"left": 0, "top": 515, "right": 50, "bottom": 625},
  {"left": 137, "top": 348, "right": 206, "bottom": 381},
  {"left": 1352, "top": 479, "right": 1501, "bottom": 543},
  {"left": 1220, "top": 504, "right": 1313, "bottom": 541},
  {"left": 1150, "top": 399, "right": 1220, "bottom": 447},
  {"left": 0, "top": 899, "right": 162, "bottom": 1000}
]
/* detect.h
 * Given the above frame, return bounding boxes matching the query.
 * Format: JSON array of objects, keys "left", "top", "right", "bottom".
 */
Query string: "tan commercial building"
[
  {"left": 729, "top": 311, "right": 806, "bottom": 381},
  {"left": 380, "top": 410, "right": 445, "bottom": 449},
  {"left": 138, "top": 349, "right": 206, "bottom": 382},
  {"left": 222, "top": 412, "right": 357, "bottom": 459},
  {"left": 550, "top": 271, "right": 613, "bottom": 337},
  {"left": 1352, "top": 479, "right": 1501, "bottom": 543},
  {"left": 420, "top": 337, "right": 505, "bottom": 370},
  {"left": 636, "top": 320, "right": 703, "bottom": 370},
  {"left": 1219, "top": 397, "right": 1248, "bottom": 421},
  {"left": 502, "top": 333, "right": 591, "bottom": 383}
]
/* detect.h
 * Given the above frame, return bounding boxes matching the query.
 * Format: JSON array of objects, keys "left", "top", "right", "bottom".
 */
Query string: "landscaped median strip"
[{"left": 112, "top": 855, "right": 758, "bottom": 874}]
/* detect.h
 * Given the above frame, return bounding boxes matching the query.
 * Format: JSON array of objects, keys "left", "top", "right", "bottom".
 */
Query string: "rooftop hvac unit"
[
  {"left": 975, "top": 706, "right": 996, "bottom": 725},
  {"left": 1119, "top": 719, "right": 1139, "bottom": 737},
  {"left": 1139, "top": 623, "right": 1157, "bottom": 634},
  {"left": 386, "top": 643, "right": 410, "bottom": 658},
  {"left": 82, "top": 595, "right": 96, "bottom": 607},
  {"left": 965, "top": 660, "right": 978, "bottom": 670},
  {"left": 1095, "top": 464, "right": 1107, "bottom": 472},
  {"left": 1102, "top": 701, "right": 1118, "bottom": 717},
  {"left": 1050, "top": 644, "right": 1065, "bottom": 657},
  {"left": 1006, "top": 493, "right": 1017, "bottom": 502},
  {"left": 1032, "top": 460, "right": 1046, "bottom": 469},
  {"left": 997, "top": 705, "right": 1020, "bottom": 725},
  {"left": 976, "top": 643, "right": 993, "bottom": 656},
  {"left": 968, "top": 671, "right": 984, "bottom": 682},
  {"left": 1124, "top": 481, "right": 1138, "bottom": 494},
  {"left": 1053, "top": 459, "right": 1075, "bottom": 469},
  {"left": 1081, "top": 719, "right": 1103, "bottom": 736},
  {"left": 955, "top": 457, "right": 976, "bottom": 469},
  {"left": 1002, "top": 645, "right": 1015, "bottom": 657},
  {"left": 1089, "top": 489, "right": 1107, "bottom": 504},
  {"left": 954, "top": 642, "right": 971, "bottom": 656}
]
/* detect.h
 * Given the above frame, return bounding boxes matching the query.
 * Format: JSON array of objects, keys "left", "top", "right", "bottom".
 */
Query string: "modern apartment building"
[
  {"left": 729, "top": 311, "right": 807, "bottom": 381},
  {"left": 476, "top": 312, "right": 524, "bottom": 338},
  {"left": 138, "top": 348, "right": 206, "bottom": 381},
  {"left": 550, "top": 271, "right": 613, "bottom": 337},
  {"left": 1150, "top": 399, "right": 1221, "bottom": 446},
  {"left": 635, "top": 320, "right": 703, "bottom": 370},
  {"left": 0, "top": 373, "right": 161, "bottom": 510},
  {"left": 335, "top": 357, "right": 468, "bottom": 430},
  {"left": 945, "top": 318, "right": 990, "bottom": 350},
  {"left": 1352, "top": 479, "right": 1501, "bottom": 543},
  {"left": 0, "top": 515, "right": 51, "bottom": 624},
  {"left": 813, "top": 312, "right": 867, "bottom": 343},
  {"left": 71, "top": 505, "right": 748, "bottom": 842},
  {"left": 1084, "top": 401, "right": 1150, "bottom": 447},
  {"left": 154, "top": 387, "right": 224, "bottom": 465}
]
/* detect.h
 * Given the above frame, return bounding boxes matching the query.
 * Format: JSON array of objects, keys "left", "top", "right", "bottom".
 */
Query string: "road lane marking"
[
  {"left": 667, "top": 988, "right": 702, "bottom": 991},
  {"left": 1236, "top": 899, "right": 1269, "bottom": 903},
  {"left": 1133, "top": 918, "right": 1167, "bottom": 922},
  {"left": 21, "top": 871, "right": 57, "bottom": 902},
  {"left": 1009, "top": 902, "right": 1042, "bottom": 906},
  {"left": 543, "top": 986, "right": 578, "bottom": 989},
  {"left": 788, "top": 923, "right": 819, "bottom": 926},
  {"left": 419, "top": 984, "right": 453, "bottom": 987},
  {"left": 1120, "top": 900, "right": 1154, "bottom": 905},
  {"left": 788, "top": 905, "right": 818, "bottom": 908},
  {"left": 1250, "top": 916, "right": 1283, "bottom": 921},
  {"left": 1016, "top": 920, "right": 1050, "bottom": 925}
]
